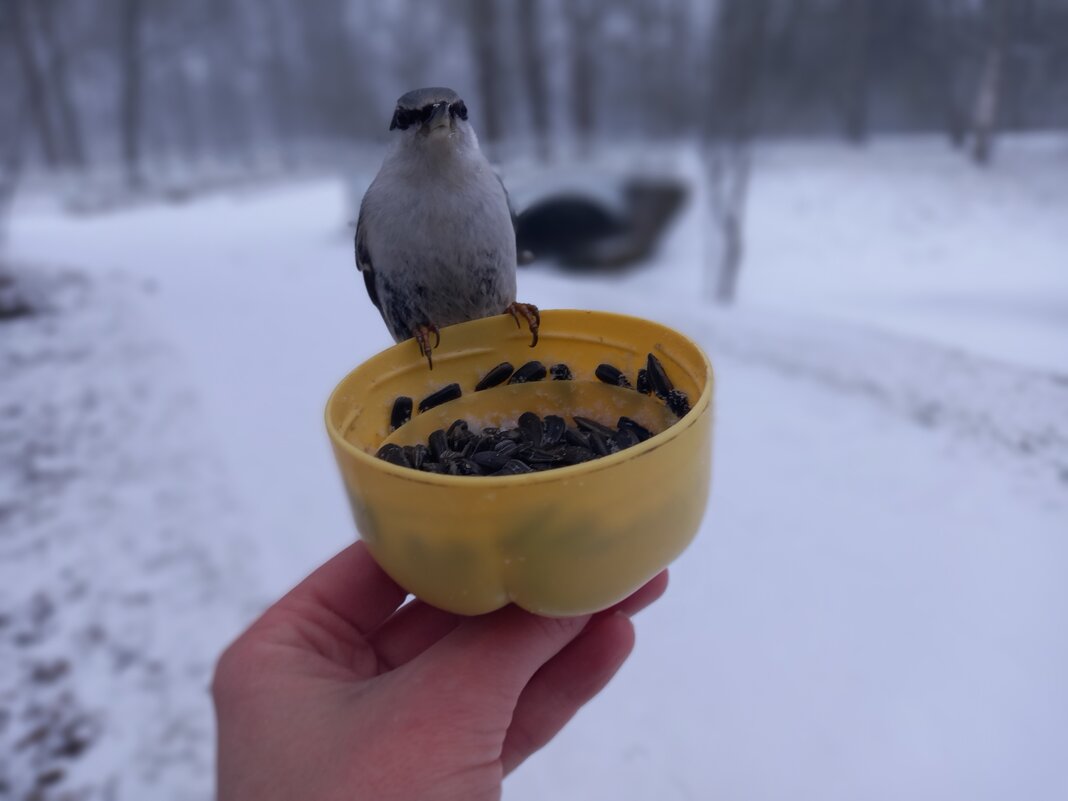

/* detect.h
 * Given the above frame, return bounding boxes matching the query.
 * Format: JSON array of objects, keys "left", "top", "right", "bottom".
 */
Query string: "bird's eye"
[
  {"left": 450, "top": 101, "right": 468, "bottom": 121},
  {"left": 389, "top": 108, "right": 412, "bottom": 131}
]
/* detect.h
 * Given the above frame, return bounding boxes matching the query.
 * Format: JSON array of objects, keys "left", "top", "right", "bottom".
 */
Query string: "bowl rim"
[{"left": 325, "top": 309, "right": 714, "bottom": 487}]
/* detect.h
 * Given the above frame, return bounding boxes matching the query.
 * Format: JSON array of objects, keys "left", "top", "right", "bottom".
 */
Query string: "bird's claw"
[
  {"left": 413, "top": 323, "right": 441, "bottom": 370},
  {"left": 505, "top": 302, "right": 540, "bottom": 348}
]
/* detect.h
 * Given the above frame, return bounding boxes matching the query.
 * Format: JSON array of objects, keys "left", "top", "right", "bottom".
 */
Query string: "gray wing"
[
  {"left": 354, "top": 205, "right": 380, "bottom": 312},
  {"left": 496, "top": 173, "right": 518, "bottom": 236}
]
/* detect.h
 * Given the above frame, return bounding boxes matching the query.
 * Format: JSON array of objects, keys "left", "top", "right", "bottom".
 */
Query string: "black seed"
[
  {"left": 439, "top": 449, "right": 465, "bottom": 463},
  {"left": 549, "top": 363, "right": 573, "bottom": 380},
  {"left": 588, "top": 431, "right": 610, "bottom": 456},
  {"left": 476, "top": 362, "right": 514, "bottom": 391},
  {"left": 617, "top": 416, "right": 654, "bottom": 442},
  {"left": 564, "top": 428, "right": 589, "bottom": 448},
  {"left": 455, "top": 458, "right": 483, "bottom": 476},
  {"left": 518, "top": 411, "right": 543, "bottom": 447},
  {"left": 523, "top": 446, "right": 563, "bottom": 464},
  {"left": 646, "top": 354, "right": 674, "bottom": 399},
  {"left": 376, "top": 443, "right": 410, "bottom": 467},
  {"left": 560, "top": 445, "right": 595, "bottom": 464},
  {"left": 472, "top": 451, "right": 511, "bottom": 471},
  {"left": 666, "top": 389, "right": 691, "bottom": 417},
  {"left": 508, "top": 360, "right": 547, "bottom": 384},
  {"left": 419, "top": 383, "right": 462, "bottom": 412},
  {"left": 481, "top": 426, "right": 500, "bottom": 437},
  {"left": 613, "top": 427, "right": 641, "bottom": 451},
  {"left": 472, "top": 436, "right": 497, "bottom": 453},
  {"left": 636, "top": 368, "right": 650, "bottom": 394},
  {"left": 595, "top": 363, "right": 632, "bottom": 388},
  {"left": 574, "top": 416, "right": 617, "bottom": 439},
  {"left": 447, "top": 419, "right": 471, "bottom": 450},
  {"left": 543, "top": 415, "right": 566, "bottom": 445},
  {"left": 494, "top": 440, "right": 519, "bottom": 457},
  {"left": 421, "top": 462, "right": 446, "bottom": 474},
  {"left": 390, "top": 396, "right": 413, "bottom": 431},
  {"left": 428, "top": 429, "right": 448, "bottom": 460},
  {"left": 494, "top": 459, "right": 533, "bottom": 476}
]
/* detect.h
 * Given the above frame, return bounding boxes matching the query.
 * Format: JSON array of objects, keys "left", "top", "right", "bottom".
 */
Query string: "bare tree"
[
  {"left": 566, "top": 0, "right": 598, "bottom": 155},
  {"left": 517, "top": 0, "right": 551, "bottom": 160},
  {"left": 840, "top": 0, "right": 872, "bottom": 144},
  {"left": 701, "top": 0, "right": 769, "bottom": 304},
  {"left": 8, "top": 0, "right": 61, "bottom": 168},
  {"left": 467, "top": 0, "right": 503, "bottom": 157},
  {"left": 118, "top": 0, "right": 144, "bottom": 187},
  {"left": 971, "top": 0, "right": 1009, "bottom": 165},
  {"left": 38, "top": 0, "right": 86, "bottom": 169}
]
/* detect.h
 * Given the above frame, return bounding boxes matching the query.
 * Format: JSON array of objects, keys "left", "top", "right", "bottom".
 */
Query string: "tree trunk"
[
  {"left": 971, "top": 0, "right": 1008, "bottom": 166},
  {"left": 38, "top": 0, "right": 86, "bottom": 168},
  {"left": 517, "top": 0, "right": 550, "bottom": 160},
  {"left": 119, "top": 0, "right": 144, "bottom": 187},
  {"left": 8, "top": 0, "right": 61, "bottom": 168},
  {"left": 841, "top": 0, "right": 871, "bottom": 144},
  {"left": 702, "top": 0, "right": 768, "bottom": 305},
  {"left": 261, "top": 0, "right": 295, "bottom": 166},
  {"left": 467, "top": 0, "right": 502, "bottom": 157},
  {"left": 566, "top": 0, "right": 597, "bottom": 155}
]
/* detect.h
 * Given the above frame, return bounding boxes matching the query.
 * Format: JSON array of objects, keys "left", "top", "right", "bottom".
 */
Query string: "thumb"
[{"left": 412, "top": 605, "right": 591, "bottom": 712}]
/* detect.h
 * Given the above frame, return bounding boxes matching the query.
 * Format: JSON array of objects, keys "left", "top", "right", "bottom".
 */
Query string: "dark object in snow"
[
  {"left": 515, "top": 177, "right": 688, "bottom": 271},
  {"left": 390, "top": 396, "right": 413, "bottom": 431},
  {"left": 418, "top": 383, "right": 462, "bottom": 412}
]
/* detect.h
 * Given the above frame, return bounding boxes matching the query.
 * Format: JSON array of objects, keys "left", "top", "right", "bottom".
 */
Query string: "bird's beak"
[{"left": 427, "top": 102, "right": 450, "bottom": 131}]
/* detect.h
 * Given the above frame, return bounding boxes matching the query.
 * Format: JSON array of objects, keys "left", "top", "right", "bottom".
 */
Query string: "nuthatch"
[{"left": 355, "top": 87, "right": 539, "bottom": 368}]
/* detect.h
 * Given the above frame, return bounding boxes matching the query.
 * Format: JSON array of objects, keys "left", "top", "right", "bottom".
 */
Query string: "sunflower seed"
[
  {"left": 508, "top": 360, "right": 547, "bottom": 384},
  {"left": 475, "top": 362, "right": 514, "bottom": 391},
  {"left": 390, "top": 396, "right": 413, "bottom": 431},
  {"left": 418, "top": 383, "right": 462, "bottom": 413}
]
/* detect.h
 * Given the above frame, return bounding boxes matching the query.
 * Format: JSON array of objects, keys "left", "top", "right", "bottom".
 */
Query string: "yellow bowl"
[{"left": 325, "top": 309, "right": 714, "bottom": 616}]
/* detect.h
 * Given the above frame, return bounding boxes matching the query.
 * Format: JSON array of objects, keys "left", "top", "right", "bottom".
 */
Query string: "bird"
[{"left": 355, "top": 86, "right": 539, "bottom": 369}]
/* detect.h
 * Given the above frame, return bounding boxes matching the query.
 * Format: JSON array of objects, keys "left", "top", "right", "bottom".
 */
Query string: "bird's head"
[{"left": 388, "top": 87, "right": 476, "bottom": 153}]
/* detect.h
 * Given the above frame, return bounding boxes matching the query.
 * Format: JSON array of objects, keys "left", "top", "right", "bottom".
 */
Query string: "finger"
[
  {"left": 413, "top": 606, "right": 591, "bottom": 707},
  {"left": 370, "top": 599, "right": 461, "bottom": 669},
  {"left": 273, "top": 541, "right": 407, "bottom": 637},
  {"left": 501, "top": 613, "right": 635, "bottom": 775},
  {"left": 594, "top": 570, "right": 668, "bottom": 621}
]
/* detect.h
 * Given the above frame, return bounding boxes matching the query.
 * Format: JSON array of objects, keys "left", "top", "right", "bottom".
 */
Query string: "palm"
[{"left": 214, "top": 543, "right": 666, "bottom": 801}]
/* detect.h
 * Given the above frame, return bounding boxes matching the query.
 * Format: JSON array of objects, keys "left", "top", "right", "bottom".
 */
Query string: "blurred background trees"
[
  {"left": 1, "top": 0, "right": 1067, "bottom": 301},
  {"left": 3, "top": 0, "right": 1066, "bottom": 177}
]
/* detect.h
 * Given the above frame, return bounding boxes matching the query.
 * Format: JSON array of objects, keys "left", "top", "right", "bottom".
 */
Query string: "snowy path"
[
  {"left": 0, "top": 269, "right": 259, "bottom": 799},
  {"left": 5, "top": 140, "right": 1067, "bottom": 799}
]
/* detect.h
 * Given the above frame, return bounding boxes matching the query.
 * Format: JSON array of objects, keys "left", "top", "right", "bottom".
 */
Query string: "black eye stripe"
[{"left": 391, "top": 101, "right": 464, "bottom": 131}]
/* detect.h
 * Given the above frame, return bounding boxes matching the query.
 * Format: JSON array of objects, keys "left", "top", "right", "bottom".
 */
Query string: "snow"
[{"left": 3, "top": 135, "right": 1067, "bottom": 800}]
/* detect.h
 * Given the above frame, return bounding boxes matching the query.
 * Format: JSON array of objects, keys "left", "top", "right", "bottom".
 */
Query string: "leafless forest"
[{"left": 3, "top": 0, "right": 1068, "bottom": 184}]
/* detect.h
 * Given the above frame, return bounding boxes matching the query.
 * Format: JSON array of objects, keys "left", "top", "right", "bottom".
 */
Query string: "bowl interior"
[{"left": 329, "top": 309, "right": 708, "bottom": 463}]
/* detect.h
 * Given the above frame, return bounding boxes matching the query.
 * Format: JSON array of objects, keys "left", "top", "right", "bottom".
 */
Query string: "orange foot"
[
  {"left": 412, "top": 323, "right": 441, "bottom": 370},
  {"left": 505, "top": 302, "right": 540, "bottom": 347}
]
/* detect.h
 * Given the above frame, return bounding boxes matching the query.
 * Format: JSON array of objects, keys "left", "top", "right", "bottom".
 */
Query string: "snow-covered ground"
[{"left": 2, "top": 136, "right": 1067, "bottom": 800}]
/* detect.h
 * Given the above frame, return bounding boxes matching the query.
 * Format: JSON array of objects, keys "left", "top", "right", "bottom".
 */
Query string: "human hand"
[{"left": 212, "top": 542, "right": 667, "bottom": 801}]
